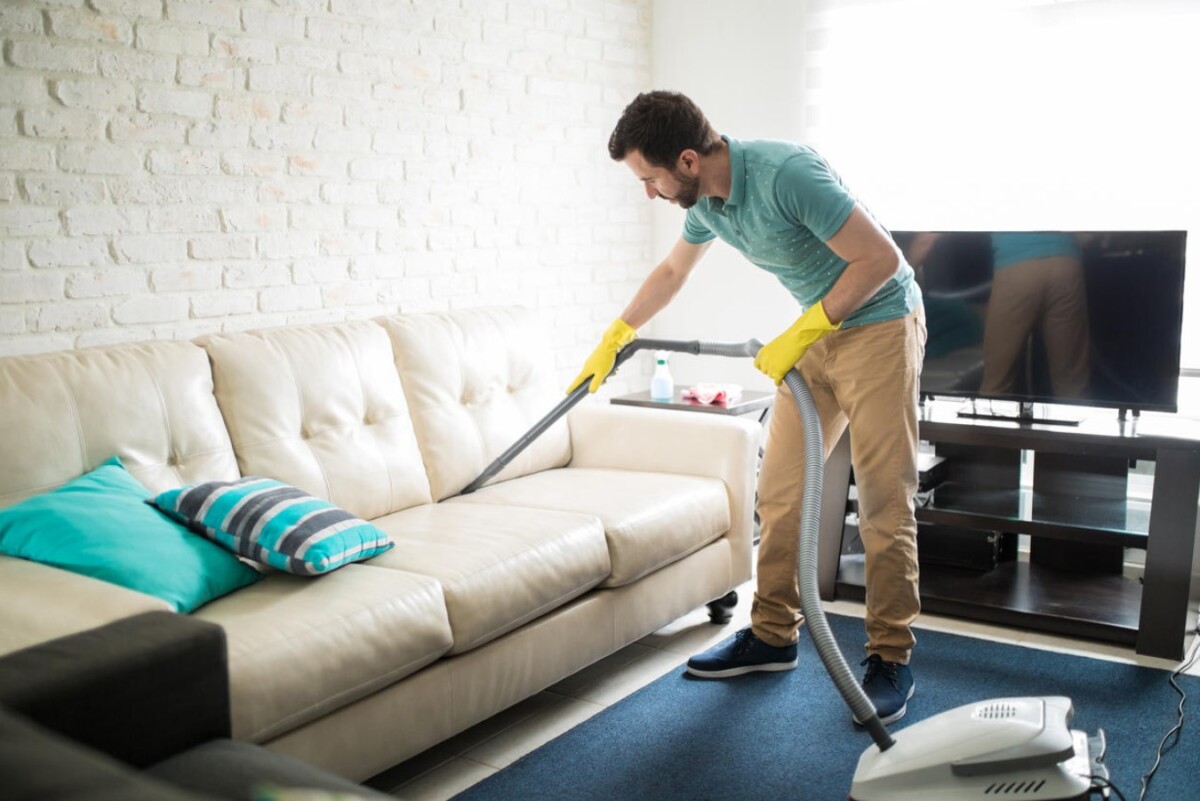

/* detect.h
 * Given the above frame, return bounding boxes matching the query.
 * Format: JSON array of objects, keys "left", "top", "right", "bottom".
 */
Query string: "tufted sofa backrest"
[
  {"left": 378, "top": 306, "right": 571, "bottom": 500},
  {"left": 197, "top": 320, "right": 432, "bottom": 521},
  {"left": 0, "top": 341, "right": 240, "bottom": 508}
]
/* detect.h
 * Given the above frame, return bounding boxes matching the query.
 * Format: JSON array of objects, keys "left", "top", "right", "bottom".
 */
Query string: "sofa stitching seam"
[{"left": 53, "top": 365, "right": 88, "bottom": 473}]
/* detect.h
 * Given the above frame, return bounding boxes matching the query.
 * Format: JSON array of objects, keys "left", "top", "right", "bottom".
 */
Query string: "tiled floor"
[{"left": 366, "top": 577, "right": 1200, "bottom": 800}]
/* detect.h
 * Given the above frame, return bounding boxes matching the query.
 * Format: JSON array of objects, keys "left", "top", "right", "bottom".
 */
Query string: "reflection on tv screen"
[{"left": 893, "top": 231, "right": 1187, "bottom": 413}]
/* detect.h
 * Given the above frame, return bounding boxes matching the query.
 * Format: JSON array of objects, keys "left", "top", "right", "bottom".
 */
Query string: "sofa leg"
[{"left": 705, "top": 591, "right": 738, "bottom": 624}]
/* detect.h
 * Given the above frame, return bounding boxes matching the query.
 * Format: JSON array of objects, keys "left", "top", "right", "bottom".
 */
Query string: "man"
[
  {"left": 981, "top": 232, "right": 1090, "bottom": 398},
  {"left": 569, "top": 91, "right": 926, "bottom": 724}
]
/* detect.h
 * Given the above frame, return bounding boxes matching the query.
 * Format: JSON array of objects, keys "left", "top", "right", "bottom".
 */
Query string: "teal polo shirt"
[
  {"left": 681, "top": 137, "right": 920, "bottom": 328},
  {"left": 990, "top": 232, "right": 1082, "bottom": 270}
]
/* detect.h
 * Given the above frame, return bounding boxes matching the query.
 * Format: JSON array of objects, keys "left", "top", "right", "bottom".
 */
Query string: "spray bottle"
[{"left": 650, "top": 350, "right": 674, "bottom": 401}]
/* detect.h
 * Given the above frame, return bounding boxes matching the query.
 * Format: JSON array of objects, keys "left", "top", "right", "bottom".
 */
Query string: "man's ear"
[{"left": 676, "top": 149, "right": 700, "bottom": 175}]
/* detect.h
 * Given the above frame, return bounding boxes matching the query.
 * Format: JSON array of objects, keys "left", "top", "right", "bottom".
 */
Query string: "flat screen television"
[{"left": 892, "top": 230, "right": 1187, "bottom": 420}]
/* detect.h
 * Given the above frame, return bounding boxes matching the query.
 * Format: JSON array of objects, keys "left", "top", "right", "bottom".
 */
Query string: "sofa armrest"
[
  {"left": 0, "top": 611, "right": 230, "bottom": 769},
  {"left": 567, "top": 402, "right": 762, "bottom": 582}
]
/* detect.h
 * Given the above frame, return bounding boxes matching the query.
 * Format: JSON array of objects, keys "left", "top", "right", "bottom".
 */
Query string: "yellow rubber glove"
[
  {"left": 568, "top": 318, "right": 638, "bottom": 393},
  {"left": 753, "top": 301, "right": 842, "bottom": 385}
]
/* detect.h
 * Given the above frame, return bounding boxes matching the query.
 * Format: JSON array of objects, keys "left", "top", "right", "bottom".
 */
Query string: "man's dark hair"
[{"left": 608, "top": 91, "right": 722, "bottom": 168}]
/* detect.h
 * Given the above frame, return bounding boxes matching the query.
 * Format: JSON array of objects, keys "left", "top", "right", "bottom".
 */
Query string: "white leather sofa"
[{"left": 0, "top": 306, "right": 758, "bottom": 781}]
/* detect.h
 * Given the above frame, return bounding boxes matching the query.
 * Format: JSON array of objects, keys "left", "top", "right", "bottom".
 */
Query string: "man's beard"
[{"left": 667, "top": 170, "right": 700, "bottom": 209}]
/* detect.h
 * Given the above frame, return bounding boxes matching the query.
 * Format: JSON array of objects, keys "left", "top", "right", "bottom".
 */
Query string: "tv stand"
[
  {"left": 955, "top": 401, "right": 1082, "bottom": 427},
  {"left": 820, "top": 402, "right": 1200, "bottom": 660},
  {"left": 919, "top": 397, "right": 1090, "bottom": 427}
]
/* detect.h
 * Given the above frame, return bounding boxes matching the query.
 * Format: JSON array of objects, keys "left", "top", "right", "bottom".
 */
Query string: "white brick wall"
[{"left": 0, "top": 0, "right": 654, "bottom": 392}]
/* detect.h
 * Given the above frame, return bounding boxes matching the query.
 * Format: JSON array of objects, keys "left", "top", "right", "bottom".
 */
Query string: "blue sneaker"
[
  {"left": 686, "top": 627, "right": 798, "bottom": 678},
  {"left": 856, "top": 654, "right": 915, "bottom": 725}
]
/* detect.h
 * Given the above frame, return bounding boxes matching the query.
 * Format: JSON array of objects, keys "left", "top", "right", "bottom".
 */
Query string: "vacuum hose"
[
  {"left": 784, "top": 369, "right": 895, "bottom": 751},
  {"left": 462, "top": 338, "right": 895, "bottom": 751}
]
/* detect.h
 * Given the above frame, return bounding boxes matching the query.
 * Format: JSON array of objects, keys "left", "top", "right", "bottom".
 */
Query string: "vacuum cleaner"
[{"left": 464, "top": 336, "right": 1112, "bottom": 800}]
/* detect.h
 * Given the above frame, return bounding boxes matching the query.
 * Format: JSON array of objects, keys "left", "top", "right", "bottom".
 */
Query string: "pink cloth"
[{"left": 681, "top": 383, "right": 742, "bottom": 405}]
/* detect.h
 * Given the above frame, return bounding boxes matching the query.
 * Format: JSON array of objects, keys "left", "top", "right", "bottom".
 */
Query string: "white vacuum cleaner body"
[{"left": 851, "top": 696, "right": 1107, "bottom": 800}]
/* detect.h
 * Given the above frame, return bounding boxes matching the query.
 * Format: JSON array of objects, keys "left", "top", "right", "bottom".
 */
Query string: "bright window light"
[{"left": 802, "top": 0, "right": 1200, "bottom": 370}]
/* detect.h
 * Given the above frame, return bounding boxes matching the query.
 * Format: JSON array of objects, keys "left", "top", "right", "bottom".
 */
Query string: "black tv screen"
[{"left": 893, "top": 230, "right": 1187, "bottom": 413}]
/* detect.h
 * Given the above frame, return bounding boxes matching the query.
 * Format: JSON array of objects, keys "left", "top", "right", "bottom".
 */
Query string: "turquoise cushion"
[
  {"left": 150, "top": 477, "right": 393, "bottom": 576},
  {"left": 0, "top": 457, "right": 262, "bottom": 612}
]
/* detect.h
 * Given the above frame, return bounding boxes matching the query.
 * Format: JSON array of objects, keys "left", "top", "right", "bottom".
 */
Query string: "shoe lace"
[
  {"left": 860, "top": 654, "right": 900, "bottom": 690},
  {"left": 732, "top": 628, "right": 757, "bottom": 656}
]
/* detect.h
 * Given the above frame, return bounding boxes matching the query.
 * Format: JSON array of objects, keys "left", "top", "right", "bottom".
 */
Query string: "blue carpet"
[{"left": 453, "top": 613, "right": 1200, "bottom": 801}]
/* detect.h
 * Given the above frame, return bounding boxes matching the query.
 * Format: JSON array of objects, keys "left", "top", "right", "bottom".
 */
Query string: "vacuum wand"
[
  {"left": 460, "top": 337, "right": 894, "bottom": 750},
  {"left": 460, "top": 338, "right": 758, "bottom": 495}
]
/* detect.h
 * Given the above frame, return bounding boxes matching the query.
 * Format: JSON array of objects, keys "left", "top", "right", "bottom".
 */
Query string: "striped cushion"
[{"left": 151, "top": 477, "right": 393, "bottom": 576}]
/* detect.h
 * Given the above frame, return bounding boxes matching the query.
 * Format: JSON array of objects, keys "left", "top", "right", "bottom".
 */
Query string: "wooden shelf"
[
  {"left": 916, "top": 483, "right": 1151, "bottom": 549},
  {"left": 836, "top": 555, "right": 1141, "bottom": 645}
]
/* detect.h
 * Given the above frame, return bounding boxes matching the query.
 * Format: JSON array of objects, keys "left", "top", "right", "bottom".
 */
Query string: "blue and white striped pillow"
[{"left": 150, "top": 477, "right": 393, "bottom": 576}]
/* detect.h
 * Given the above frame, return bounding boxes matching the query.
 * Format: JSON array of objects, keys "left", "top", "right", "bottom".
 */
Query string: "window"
[{"left": 802, "top": 0, "right": 1200, "bottom": 376}]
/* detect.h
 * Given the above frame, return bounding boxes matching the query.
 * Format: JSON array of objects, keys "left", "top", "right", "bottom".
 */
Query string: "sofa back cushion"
[
  {"left": 0, "top": 341, "right": 239, "bottom": 509},
  {"left": 198, "top": 321, "right": 432, "bottom": 520},
  {"left": 378, "top": 307, "right": 571, "bottom": 500}
]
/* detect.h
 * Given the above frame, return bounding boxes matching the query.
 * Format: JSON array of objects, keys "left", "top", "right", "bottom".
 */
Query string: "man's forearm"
[
  {"left": 820, "top": 251, "right": 900, "bottom": 324},
  {"left": 620, "top": 260, "right": 688, "bottom": 329},
  {"left": 819, "top": 205, "right": 905, "bottom": 324}
]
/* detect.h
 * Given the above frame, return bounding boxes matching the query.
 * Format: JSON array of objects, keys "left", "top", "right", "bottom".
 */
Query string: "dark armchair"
[{"left": 0, "top": 612, "right": 392, "bottom": 800}]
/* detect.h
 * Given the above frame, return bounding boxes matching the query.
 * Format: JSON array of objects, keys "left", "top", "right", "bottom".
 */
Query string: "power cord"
[
  {"left": 1085, "top": 622, "right": 1200, "bottom": 800},
  {"left": 1091, "top": 775, "right": 1127, "bottom": 800},
  {"left": 1135, "top": 623, "right": 1200, "bottom": 801}
]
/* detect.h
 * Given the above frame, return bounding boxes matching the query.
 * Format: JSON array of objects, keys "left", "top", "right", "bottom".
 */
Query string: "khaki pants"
[
  {"left": 980, "top": 256, "right": 1090, "bottom": 397},
  {"left": 752, "top": 309, "right": 926, "bottom": 664}
]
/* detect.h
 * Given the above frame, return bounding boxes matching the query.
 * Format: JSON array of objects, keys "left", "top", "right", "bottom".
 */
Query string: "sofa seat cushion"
[
  {"left": 448, "top": 468, "right": 730, "bottom": 588},
  {"left": 0, "top": 709, "right": 213, "bottom": 801},
  {"left": 147, "top": 739, "right": 396, "bottom": 801},
  {"left": 368, "top": 503, "right": 610, "bottom": 654},
  {"left": 0, "top": 556, "right": 172, "bottom": 658},
  {"left": 194, "top": 564, "right": 452, "bottom": 743}
]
